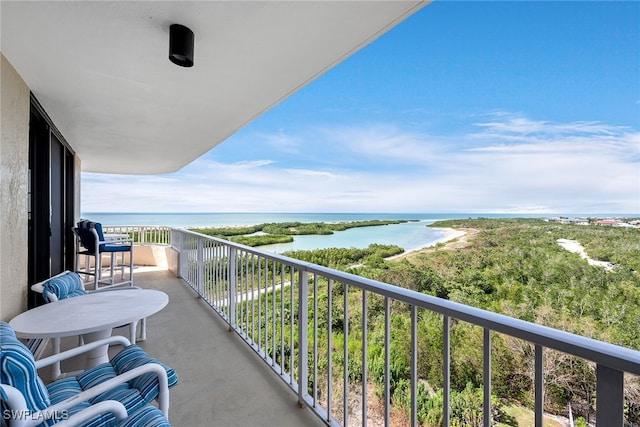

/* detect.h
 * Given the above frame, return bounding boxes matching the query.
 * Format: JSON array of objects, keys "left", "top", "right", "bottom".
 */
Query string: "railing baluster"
[
  {"left": 219, "top": 245, "right": 225, "bottom": 312},
  {"left": 241, "top": 251, "right": 245, "bottom": 332},
  {"left": 237, "top": 251, "right": 242, "bottom": 329},
  {"left": 280, "top": 263, "right": 285, "bottom": 374},
  {"left": 271, "top": 259, "right": 276, "bottom": 368},
  {"left": 343, "top": 282, "right": 349, "bottom": 427},
  {"left": 298, "top": 269, "right": 309, "bottom": 407},
  {"left": 229, "top": 246, "right": 237, "bottom": 330},
  {"left": 290, "top": 267, "right": 295, "bottom": 383},
  {"left": 484, "top": 328, "right": 491, "bottom": 427},
  {"left": 535, "top": 344, "right": 543, "bottom": 427},
  {"left": 196, "top": 237, "right": 204, "bottom": 298},
  {"left": 411, "top": 305, "right": 417, "bottom": 427},
  {"left": 178, "top": 230, "right": 185, "bottom": 278},
  {"left": 327, "top": 278, "right": 333, "bottom": 423},
  {"left": 244, "top": 251, "right": 249, "bottom": 335},
  {"left": 184, "top": 235, "right": 190, "bottom": 284},
  {"left": 202, "top": 242, "right": 208, "bottom": 301},
  {"left": 362, "top": 289, "right": 368, "bottom": 427},
  {"left": 313, "top": 273, "right": 319, "bottom": 407},
  {"left": 597, "top": 364, "right": 623, "bottom": 426},
  {"left": 256, "top": 255, "right": 260, "bottom": 348},
  {"left": 384, "top": 296, "right": 390, "bottom": 427},
  {"left": 251, "top": 254, "right": 256, "bottom": 345},
  {"left": 215, "top": 245, "right": 220, "bottom": 308},
  {"left": 216, "top": 243, "right": 221, "bottom": 304},
  {"left": 263, "top": 256, "right": 268, "bottom": 360},
  {"left": 443, "top": 315, "right": 450, "bottom": 427},
  {"left": 214, "top": 244, "right": 220, "bottom": 307},
  {"left": 241, "top": 251, "right": 246, "bottom": 334}
]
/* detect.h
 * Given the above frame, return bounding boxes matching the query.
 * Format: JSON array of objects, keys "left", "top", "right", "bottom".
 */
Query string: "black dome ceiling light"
[{"left": 169, "top": 24, "right": 194, "bottom": 67}]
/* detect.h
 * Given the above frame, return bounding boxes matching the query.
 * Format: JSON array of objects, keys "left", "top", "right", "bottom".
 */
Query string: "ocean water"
[{"left": 81, "top": 212, "right": 547, "bottom": 253}]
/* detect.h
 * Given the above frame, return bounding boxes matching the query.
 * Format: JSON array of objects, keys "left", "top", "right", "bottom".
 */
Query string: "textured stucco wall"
[{"left": 1, "top": 54, "right": 30, "bottom": 321}]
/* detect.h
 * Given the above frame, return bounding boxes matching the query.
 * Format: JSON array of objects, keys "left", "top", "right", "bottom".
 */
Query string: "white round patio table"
[{"left": 10, "top": 289, "right": 168, "bottom": 368}]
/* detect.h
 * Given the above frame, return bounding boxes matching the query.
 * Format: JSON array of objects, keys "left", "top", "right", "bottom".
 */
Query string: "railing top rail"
[
  {"left": 104, "top": 225, "right": 171, "bottom": 228},
  {"left": 172, "top": 227, "right": 640, "bottom": 375}
]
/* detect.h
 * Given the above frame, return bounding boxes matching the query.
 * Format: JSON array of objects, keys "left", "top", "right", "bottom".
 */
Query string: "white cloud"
[
  {"left": 82, "top": 113, "right": 640, "bottom": 214},
  {"left": 260, "top": 131, "right": 301, "bottom": 154},
  {"left": 286, "top": 169, "right": 340, "bottom": 179},
  {"left": 319, "top": 124, "right": 447, "bottom": 166}
]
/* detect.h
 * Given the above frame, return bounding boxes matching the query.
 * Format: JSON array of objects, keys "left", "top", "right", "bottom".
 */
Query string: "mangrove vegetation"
[
  {"left": 260, "top": 218, "right": 640, "bottom": 425},
  {"left": 189, "top": 219, "right": 408, "bottom": 247}
]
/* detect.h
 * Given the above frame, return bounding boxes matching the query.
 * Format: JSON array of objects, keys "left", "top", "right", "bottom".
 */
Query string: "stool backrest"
[
  {"left": 76, "top": 220, "right": 106, "bottom": 253},
  {"left": 77, "top": 220, "right": 96, "bottom": 252}
]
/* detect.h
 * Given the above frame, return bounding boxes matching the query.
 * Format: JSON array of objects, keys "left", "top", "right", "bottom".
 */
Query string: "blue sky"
[{"left": 83, "top": 1, "right": 640, "bottom": 214}]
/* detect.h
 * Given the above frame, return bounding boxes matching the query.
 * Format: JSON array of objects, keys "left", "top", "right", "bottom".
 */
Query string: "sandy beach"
[
  {"left": 387, "top": 227, "right": 469, "bottom": 260},
  {"left": 556, "top": 238, "right": 614, "bottom": 270},
  {"left": 431, "top": 227, "right": 468, "bottom": 245}
]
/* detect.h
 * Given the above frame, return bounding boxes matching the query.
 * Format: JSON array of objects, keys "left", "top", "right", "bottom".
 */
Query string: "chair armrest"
[
  {"left": 0, "top": 385, "right": 127, "bottom": 427},
  {"left": 34, "top": 336, "right": 131, "bottom": 370},
  {"left": 48, "top": 401, "right": 128, "bottom": 427},
  {"left": 98, "top": 238, "right": 134, "bottom": 246}
]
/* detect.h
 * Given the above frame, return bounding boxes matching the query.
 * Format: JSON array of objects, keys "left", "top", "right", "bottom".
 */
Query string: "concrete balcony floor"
[{"left": 45, "top": 267, "right": 326, "bottom": 427}]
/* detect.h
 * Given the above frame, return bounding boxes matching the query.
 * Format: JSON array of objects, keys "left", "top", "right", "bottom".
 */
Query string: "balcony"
[
  {"left": 39, "top": 226, "right": 640, "bottom": 426},
  {"left": 115, "top": 267, "right": 326, "bottom": 427}
]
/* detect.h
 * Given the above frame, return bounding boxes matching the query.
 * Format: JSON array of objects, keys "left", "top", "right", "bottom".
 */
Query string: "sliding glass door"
[{"left": 28, "top": 96, "right": 75, "bottom": 308}]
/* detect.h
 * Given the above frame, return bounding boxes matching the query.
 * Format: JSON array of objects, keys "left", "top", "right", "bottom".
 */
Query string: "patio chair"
[
  {"left": 30, "top": 271, "right": 148, "bottom": 379},
  {"left": 74, "top": 221, "right": 133, "bottom": 290},
  {"left": 33, "top": 271, "right": 147, "bottom": 342},
  {"left": 0, "top": 321, "right": 177, "bottom": 427}
]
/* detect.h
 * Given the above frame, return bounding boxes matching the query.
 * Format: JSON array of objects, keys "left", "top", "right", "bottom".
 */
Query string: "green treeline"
[
  {"left": 278, "top": 218, "right": 640, "bottom": 425},
  {"left": 230, "top": 234, "right": 294, "bottom": 246},
  {"left": 189, "top": 219, "right": 408, "bottom": 247},
  {"left": 282, "top": 243, "right": 404, "bottom": 269},
  {"left": 264, "top": 219, "right": 408, "bottom": 235}
]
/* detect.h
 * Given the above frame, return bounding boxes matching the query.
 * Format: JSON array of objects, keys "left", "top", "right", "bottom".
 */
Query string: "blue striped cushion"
[
  {"left": 45, "top": 345, "right": 176, "bottom": 425},
  {"left": 47, "top": 371, "right": 147, "bottom": 427},
  {"left": 46, "top": 377, "right": 84, "bottom": 403},
  {"left": 47, "top": 377, "right": 146, "bottom": 427},
  {"left": 45, "top": 378, "right": 98, "bottom": 427},
  {"left": 110, "top": 345, "right": 178, "bottom": 402},
  {"left": 42, "top": 272, "right": 87, "bottom": 301},
  {"left": 90, "top": 388, "right": 147, "bottom": 417},
  {"left": 109, "top": 345, "right": 149, "bottom": 372},
  {"left": 76, "top": 363, "right": 126, "bottom": 394},
  {"left": 116, "top": 405, "right": 170, "bottom": 427},
  {"left": 0, "top": 322, "right": 50, "bottom": 412}
]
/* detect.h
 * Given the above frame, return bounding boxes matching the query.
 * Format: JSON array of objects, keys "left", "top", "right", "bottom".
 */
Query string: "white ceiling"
[{"left": 1, "top": 1, "right": 428, "bottom": 174}]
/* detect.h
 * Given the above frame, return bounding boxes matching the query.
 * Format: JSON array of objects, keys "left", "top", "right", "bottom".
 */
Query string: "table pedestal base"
[{"left": 82, "top": 329, "right": 113, "bottom": 368}]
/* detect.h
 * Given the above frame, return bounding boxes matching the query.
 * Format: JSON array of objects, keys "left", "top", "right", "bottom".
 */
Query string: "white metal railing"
[
  {"left": 170, "top": 227, "right": 640, "bottom": 427},
  {"left": 102, "top": 225, "right": 171, "bottom": 245}
]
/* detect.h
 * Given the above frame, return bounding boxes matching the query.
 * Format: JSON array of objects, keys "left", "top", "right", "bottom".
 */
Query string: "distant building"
[
  {"left": 548, "top": 217, "right": 589, "bottom": 225},
  {"left": 596, "top": 219, "right": 619, "bottom": 226},
  {"left": 547, "top": 217, "right": 640, "bottom": 228}
]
